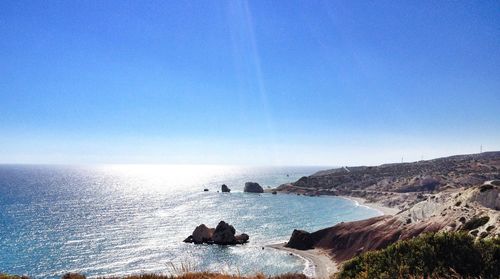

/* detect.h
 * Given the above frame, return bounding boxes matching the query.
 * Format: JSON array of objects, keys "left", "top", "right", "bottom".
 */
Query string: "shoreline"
[
  {"left": 338, "top": 195, "right": 400, "bottom": 216},
  {"left": 267, "top": 243, "right": 337, "bottom": 279},
  {"left": 275, "top": 190, "right": 400, "bottom": 216}
]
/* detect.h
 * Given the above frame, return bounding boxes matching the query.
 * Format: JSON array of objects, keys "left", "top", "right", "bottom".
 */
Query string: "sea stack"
[
  {"left": 244, "top": 182, "right": 264, "bottom": 193},
  {"left": 221, "top": 184, "right": 231, "bottom": 192},
  {"left": 184, "top": 221, "right": 249, "bottom": 245}
]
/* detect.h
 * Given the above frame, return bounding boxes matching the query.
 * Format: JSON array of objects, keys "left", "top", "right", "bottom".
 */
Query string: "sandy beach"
[
  {"left": 340, "top": 196, "right": 400, "bottom": 216},
  {"left": 267, "top": 243, "right": 337, "bottom": 279}
]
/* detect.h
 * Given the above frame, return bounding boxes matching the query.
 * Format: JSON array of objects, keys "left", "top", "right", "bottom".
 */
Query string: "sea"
[{"left": 0, "top": 165, "right": 380, "bottom": 278}]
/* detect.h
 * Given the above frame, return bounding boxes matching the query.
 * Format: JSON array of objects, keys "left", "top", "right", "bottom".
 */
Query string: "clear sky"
[{"left": 1, "top": 1, "right": 499, "bottom": 166}]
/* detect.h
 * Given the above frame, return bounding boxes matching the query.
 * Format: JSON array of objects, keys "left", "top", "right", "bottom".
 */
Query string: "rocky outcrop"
[
  {"left": 472, "top": 180, "right": 500, "bottom": 210},
  {"left": 221, "top": 184, "right": 231, "bottom": 193},
  {"left": 184, "top": 221, "right": 249, "bottom": 245},
  {"left": 190, "top": 224, "right": 214, "bottom": 244},
  {"left": 212, "top": 221, "right": 236, "bottom": 244},
  {"left": 285, "top": 182, "right": 500, "bottom": 262},
  {"left": 244, "top": 182, "right": 264, "bottom": 193},
  {"left": 285, "top": 230, "right": 317, "bottom": 250}
]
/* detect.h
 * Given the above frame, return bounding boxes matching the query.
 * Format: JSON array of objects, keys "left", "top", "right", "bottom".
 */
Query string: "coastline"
[
  {"left": 267, "top": 243, "right": 337, "bottom": 279},
  {"left": 267, "top": 194, "right": 399, "bottom": 278},
  {"left": 339, "top": 195, "right": 400, "bottom": 216}
]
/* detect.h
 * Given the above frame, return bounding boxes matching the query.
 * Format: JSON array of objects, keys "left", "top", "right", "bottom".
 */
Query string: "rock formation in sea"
[
  {"left": 184, "top": 221, "right": 249, "bottom": 245},
  {"left": 244, "top": 182, "right": 264, "bottom": 193},
  {"left": 221, "top": 184, "right": 231, "bottom": 192}
]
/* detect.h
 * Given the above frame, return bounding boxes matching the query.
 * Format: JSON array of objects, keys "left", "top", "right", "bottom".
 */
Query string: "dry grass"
[
  {"left": 62, "top": 272, "right": 306, "bottom": 279},
  {"left": 4, "top": 262, "right": 306, "bottom": 279},
  {"left": 0, "top": 275, "right": 29, "bottom": 279},
  {"left": 0, "top": 273, "right": 29, "bottom": 279}
]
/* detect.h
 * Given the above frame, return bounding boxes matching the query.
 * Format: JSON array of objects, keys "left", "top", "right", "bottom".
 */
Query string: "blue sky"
[{"left": 1, "top": 1, "right": 499, "bottom": 165}]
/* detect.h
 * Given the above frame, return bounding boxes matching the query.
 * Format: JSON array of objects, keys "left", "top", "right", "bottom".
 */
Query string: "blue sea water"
[{"left": 0, "top": 165, "right": 380, "bottom": 278}]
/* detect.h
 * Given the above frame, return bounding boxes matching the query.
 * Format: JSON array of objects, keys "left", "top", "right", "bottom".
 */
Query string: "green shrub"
[
  {"left": 336, "top": 232, "right": 500, "bottom": 279},
  {"left": 463, "top": 216, "right": 490, "bottom": 231}
]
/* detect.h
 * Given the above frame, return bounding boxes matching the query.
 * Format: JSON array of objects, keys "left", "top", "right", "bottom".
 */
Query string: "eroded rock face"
[
  {"left": 472, "top": 181, "right": 500, "bottom": 210},
  {"left": 184, "top": 221, "right": 248, "bottom": 245},
  {"left": 244, "top": 182, "right": 264, "bottom": 193},
  {"left": 221, "top": 184, "right": 231, "bottom": 193}
]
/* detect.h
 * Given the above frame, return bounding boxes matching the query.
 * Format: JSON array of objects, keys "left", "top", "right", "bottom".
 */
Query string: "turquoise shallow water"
[{"left": 0, "top": 165, "right": 380, "bottom": 278}]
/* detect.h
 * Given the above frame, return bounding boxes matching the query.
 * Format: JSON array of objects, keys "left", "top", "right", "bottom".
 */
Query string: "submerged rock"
[
  {"left": 244, "top": 182, "right": 264, "bottom": 193},
  {"left": 221, "top": 184, "right": 231, "bottom": 193},
  {"left": 184, "top": 221, "right": 249, "bottom": 245}
]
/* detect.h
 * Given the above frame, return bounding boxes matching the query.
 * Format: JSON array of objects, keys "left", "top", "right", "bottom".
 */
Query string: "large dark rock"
[
  {"left": 184, "top": 221, "right": 249, "bottom": 245},
  {"left": 212, "top": 221, "right": 237, "bottom": 244},
  {"left": 285, "top": 229, "right": 316, "bottom": 250},
  {"left": 244, "top": 182, "right": 264, "bottom": 193},
  {"left": 191, "top": 224, "right": 214, "bottom": 244},
  {"left": 221, "top": 184, "right": 231, "bottom": 193}
]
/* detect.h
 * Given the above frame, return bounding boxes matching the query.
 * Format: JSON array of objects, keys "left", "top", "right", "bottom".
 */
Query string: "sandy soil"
[{"left": 267, "top": 243, "right": 337, "bottom": 279}]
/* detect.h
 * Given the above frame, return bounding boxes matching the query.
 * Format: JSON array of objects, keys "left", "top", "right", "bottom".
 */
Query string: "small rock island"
[
  {"left": 244, "top": 182, "right": 264, "bottom": 193},
  {"left": 184, "top": 221, "right": 249, "bottom": 245},
  {"left": 221, "top": 184, "right": 231, "bottom": 192}
]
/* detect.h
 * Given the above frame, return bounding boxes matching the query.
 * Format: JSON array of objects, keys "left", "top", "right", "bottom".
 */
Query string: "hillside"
[
  {"left": 276, "top": 152, "right": 500, "bottom": 273},
  {"left": 277, "top": 151, "right": 500, "bottom": 210}
]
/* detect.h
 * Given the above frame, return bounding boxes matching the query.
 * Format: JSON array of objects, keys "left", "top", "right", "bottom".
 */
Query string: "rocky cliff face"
[{"left": 285, "top": 181, "right": 500, "bottom": 262}]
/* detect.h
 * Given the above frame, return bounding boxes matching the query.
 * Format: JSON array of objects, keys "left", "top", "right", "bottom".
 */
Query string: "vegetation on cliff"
[{"left": 336, "top": 232, "right": 500, "bottom": 279}]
